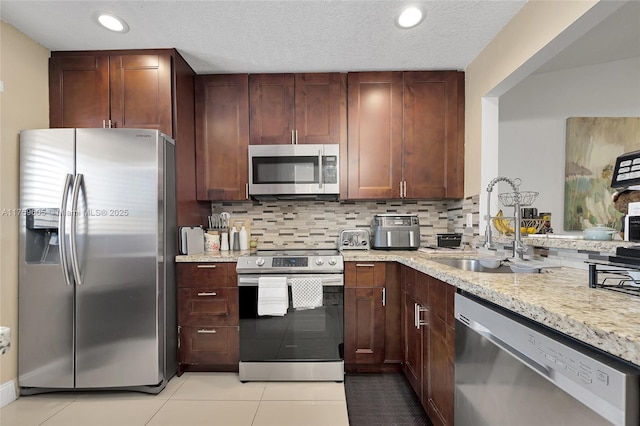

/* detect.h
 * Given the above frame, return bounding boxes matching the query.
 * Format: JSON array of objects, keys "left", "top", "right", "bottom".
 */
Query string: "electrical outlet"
[{"left": 466, "top": 213, "right": 473, "bottom": 228}]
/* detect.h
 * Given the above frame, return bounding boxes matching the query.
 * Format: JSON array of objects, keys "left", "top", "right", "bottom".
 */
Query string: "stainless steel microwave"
[{"left": 248, "top": 144, "right": 340, "bottom": 200}]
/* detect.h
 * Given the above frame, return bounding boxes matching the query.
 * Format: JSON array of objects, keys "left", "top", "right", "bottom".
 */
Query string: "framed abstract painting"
[{"left": 564, "top": 117, "right": 640, "bottom": 231}]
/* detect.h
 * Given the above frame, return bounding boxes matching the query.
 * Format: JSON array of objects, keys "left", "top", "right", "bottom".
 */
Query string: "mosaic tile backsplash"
[{"left": 210, "top": 195, "right": 479, "bottom": 250}]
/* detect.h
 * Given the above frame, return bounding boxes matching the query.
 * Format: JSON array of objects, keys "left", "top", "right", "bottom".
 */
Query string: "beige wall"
[
  {"left": 464, "top": 0, "right": 599, "bottom": 196},
  {"left": 0, "top": 21, "right": 49, "bottom": 389}
]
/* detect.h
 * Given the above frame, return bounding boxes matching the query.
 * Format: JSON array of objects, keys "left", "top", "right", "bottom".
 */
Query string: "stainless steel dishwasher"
[{"left": 455, "top": 292, "right": 639, "bottom": 426}]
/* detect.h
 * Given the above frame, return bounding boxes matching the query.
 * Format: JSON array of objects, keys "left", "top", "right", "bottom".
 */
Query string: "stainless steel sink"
[{"left": 430, "top": 258, "right": 513, "bottom": 273}]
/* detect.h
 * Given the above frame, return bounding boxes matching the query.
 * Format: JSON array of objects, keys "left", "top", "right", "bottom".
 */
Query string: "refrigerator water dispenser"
[{"left": 25, "top": 207, "right": 60, "bottom": 264}]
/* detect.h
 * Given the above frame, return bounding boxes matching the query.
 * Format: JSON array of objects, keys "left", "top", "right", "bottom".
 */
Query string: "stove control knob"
[
  {"left": 328, "top": 257, "right": 337, "bottom": 266},
  {"left": 256, "top": 257, "right": 265, "bottom": 267},
  {"left": 315, "top": 257, "right": 325, "bottom": 266}
]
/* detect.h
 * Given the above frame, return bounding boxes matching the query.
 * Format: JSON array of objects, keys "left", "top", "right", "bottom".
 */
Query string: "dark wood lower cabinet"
[
  {"left": 173, "top": 259, "right": 454, "bottom": 423},
  {"left": 344, "top": 262, "right": 402, "bottom": 373},
  {"left": 427, "top": 318, "right": 455, "bottom": 426},
  {"left": 402, "top": 268, "right": 455, "bottom": 426},
  {"left": 177, "top": 263, "right": 239, "bottom": 374},
  {"left": 344, "top": 287, "right": 385, "bottom": 365}
]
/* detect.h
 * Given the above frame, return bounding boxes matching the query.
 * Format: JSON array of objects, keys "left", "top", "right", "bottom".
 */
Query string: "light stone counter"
[
  {"left": 176, "top": 248, "right": 640, "bottom": 367},
  {"left": 176, "top": 250, "right": 253, "bottom": 262},
  {"left": 341, "top": 249, "right": 640, "bottom": 367}
]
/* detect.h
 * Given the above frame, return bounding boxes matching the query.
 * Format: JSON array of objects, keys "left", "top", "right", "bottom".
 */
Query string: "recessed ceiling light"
[
  {"left": 395, "top": 5, "right": 425, "bottom": 29},
  {"left": 93, "top": 11, "right": 129, "bottom": 33}
]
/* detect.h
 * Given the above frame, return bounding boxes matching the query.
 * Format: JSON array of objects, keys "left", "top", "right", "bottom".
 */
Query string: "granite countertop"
[
  {"left": 341, "top": 249, "right": 640, "bottom": 367},
  {"left": 176, "top": 248, "right": 640, "bottom": 367}
]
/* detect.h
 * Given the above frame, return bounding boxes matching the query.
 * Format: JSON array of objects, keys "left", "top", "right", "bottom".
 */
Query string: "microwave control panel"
[{"left": 322, "top": 156, "right": 338, "bottom": 184}]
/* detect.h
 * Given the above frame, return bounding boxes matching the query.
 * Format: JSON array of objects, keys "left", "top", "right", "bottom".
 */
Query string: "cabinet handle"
[
  {"left": 403, "top": 181, "right": 407, "bottom": 198},
  {"left": 382, "top": 288, "right": 386, "bottom": 307},
  {"left": 417, "top": 306, "right": 429, "bottom": 329},
  {"left": 318, "top": 149, "right": 323, "bottom": 189},
  {"left": 197, "top": 292, "right": 217, "bottom": 296},
  {"left": 245, "top": 182, "right": 249, "bottom": 200},
  {"left": 414, "top": 303, "right": 419, "bottom": 328},
  {"left": 399, "top": 181, "right": 403, "bottom": 197},
  {"left": 102, "top": 120, "right": 106, "bottom": 128},
  {"left": 196, "top": 264, "right": 217, "bottom": 268},
  {"left": 197, "top": 329, "right": 217, "bottom": 334},
  {"left": 291, "top": 130, "right": 295, "bottom": 144},
  {"left": 355, "top": 264, "right": 375, "bottom": 267},
  {"left": 295, "top": 129, "right": 298, "bottom": 144}
]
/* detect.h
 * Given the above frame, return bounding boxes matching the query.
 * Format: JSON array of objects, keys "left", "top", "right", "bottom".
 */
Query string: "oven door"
[
  {"left": 238, "top": 274, "right": 344, "bottom": 363},
  {"left": 248, "top": 144, "right": 339, "bottom": 197}
]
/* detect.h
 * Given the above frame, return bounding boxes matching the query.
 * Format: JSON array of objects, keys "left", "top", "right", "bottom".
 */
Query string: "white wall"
[{"left": 498, "top": 56, "right": 640, "bottom": 233}]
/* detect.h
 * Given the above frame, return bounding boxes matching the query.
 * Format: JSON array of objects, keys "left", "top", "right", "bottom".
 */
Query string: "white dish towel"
[
  {"left": 258, "top": 276, "right": 288, "bottom": 316},
  {"left": 291, "top": 277, "right": 323, "bottom": 310}
]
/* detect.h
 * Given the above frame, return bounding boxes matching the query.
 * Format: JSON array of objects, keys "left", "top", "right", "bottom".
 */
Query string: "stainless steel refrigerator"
[{"left": 18, "top": 128, "right": 177, "bottom": 395}]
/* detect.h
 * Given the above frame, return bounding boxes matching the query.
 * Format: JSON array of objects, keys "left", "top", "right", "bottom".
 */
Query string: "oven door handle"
[{"left": 237, "top": 274, "right": 344, "bottom": 287}]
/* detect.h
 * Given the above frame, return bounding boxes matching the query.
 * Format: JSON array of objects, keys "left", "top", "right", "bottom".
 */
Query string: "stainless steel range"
[{"left": 236, "top": 249, "right": 344, "bottom": 382}]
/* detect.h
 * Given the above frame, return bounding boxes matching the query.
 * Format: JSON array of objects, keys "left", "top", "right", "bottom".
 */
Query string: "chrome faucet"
[{"left": 483, "top": 176, "right": 527, "bottom": 259}]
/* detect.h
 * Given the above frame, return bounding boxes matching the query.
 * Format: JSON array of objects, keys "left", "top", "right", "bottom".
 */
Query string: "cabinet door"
[
  {"left": 384, "top": 263, "right": 402, "bottom": 364},
  {"left": 403, "top": 291, "right": 422, "bottom": 395},
  {"left": 294, "top": 73, "right": 346, "bottom": 145},
  {"left": 195, "top": 74, "right": 249, "bottom": 201},
  {"left": 426, "top": 276, "right": 455, "bottom": 426},
  {"left": 249, "top": 74, "right": 295, "bottom": 145},
  {"left": 403, "top": 71, "right": 464, "bottom": 199},
  {"left": 109, "top": 54, "right": 173, "bottom": 136},
  {"left": 344, "top": 287, "right": 385, "bottom": 365},
  {"left": 347, "top": 72, "right": 403, "bottom": 199},
  {"left": 427, "top": 317, "right": 455, "bottom": 426},
  {"left": 49, "top": 55, "right": 110, "bottom": 128}
]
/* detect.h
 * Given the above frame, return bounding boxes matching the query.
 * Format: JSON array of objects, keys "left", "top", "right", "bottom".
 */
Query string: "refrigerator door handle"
[
  {"left": 70, "top": 173, "right": 84, "bottom": 286},
  {"left": 59, "top": 174, "right": 74, "bottom": 286}
]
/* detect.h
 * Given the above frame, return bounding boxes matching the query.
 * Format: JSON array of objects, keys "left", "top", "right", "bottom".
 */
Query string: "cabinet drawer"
[
  {"left": 180, "top": 326, "right": 239, "bottom": 365},
  {"left": 345, "top": 262, "right": 386, "bottom": 287},
  {"left": 178, "top": 287, "right": 239, "bottom": 326},
  {"left": 177, "top": 263, "right": 229, "bottom": 287}
]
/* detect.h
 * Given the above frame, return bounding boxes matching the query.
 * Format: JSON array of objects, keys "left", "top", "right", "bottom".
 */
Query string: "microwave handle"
[{"left": 318, "top": 149, "right": 323, "bottom": 189}]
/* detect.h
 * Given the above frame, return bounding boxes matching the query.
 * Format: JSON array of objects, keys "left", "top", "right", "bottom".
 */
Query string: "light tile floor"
[{"left": 0, "top": 373, "right": 349, "bottom": 426}]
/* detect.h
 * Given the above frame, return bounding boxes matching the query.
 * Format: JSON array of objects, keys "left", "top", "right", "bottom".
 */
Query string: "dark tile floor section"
[{"left": 344, "top": 373, "right": 432, "bottom": 426}]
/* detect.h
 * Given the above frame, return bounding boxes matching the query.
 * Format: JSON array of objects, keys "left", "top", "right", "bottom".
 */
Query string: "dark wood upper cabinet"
[
  {"left": 50, "top": 52, "right": 173, "bottom": 136},
  {"left": 347, "top": 71, "right": 464, "bottom": 200},
  {"left": 195, "top": 74, "right": 249, "bottom": 201},
  {"left": 49, "top": 55, "right": 110, "bottom": 129},
  {"left": 49, "top": 49, "right": 205, "bottom": 229},
  {"left": 249, "top": 73, "right": 346, "bottom": 146},
  {"left": 347, "top": 72, "right": 404, "bottom": 199},
  {"left": 249, "top": 74, "right": 295, "bottom": 145},
  {"left": 403, "top": 71, "right": 464, "bottom": 199},
  {"left": 294, "top": 73, "right": 346, "bottom": 145},
  {"left": 109, "top": 55, "right": 172, "bottom": 134}
]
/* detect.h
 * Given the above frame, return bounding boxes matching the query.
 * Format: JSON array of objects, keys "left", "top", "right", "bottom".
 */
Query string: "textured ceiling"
[{"left": 0, "top": 0, "right": 527, "bottom": 74}]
